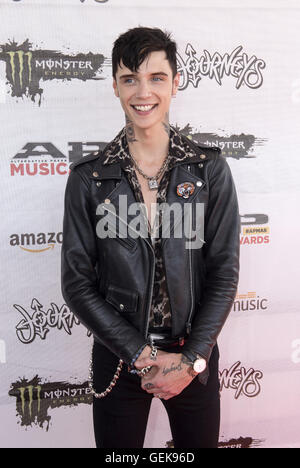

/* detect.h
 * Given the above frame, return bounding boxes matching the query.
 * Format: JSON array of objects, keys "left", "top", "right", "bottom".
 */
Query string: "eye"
[
  {"left": 124, "top": 78, "right": 135, "bottom": 84},
  {"left": 152, "top": 77, "right": 163, "bottom": 82}
]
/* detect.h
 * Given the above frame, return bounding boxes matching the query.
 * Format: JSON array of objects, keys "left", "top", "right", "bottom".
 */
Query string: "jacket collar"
[
  {"left": 91, "top": 125, "right": 212, "bottom": 183},
  {"left": 100, "top": 125, "right": 198, "bottom": 169}
]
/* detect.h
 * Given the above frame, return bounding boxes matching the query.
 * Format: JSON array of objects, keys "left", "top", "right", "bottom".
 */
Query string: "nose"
[{"left": 135, "top": 79, "right": 152, "bottom": 99}]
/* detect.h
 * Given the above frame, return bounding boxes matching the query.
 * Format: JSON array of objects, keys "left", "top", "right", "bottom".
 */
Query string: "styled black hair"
[{"left": 112, "top": 26, "right": 177, "bottom": 79}]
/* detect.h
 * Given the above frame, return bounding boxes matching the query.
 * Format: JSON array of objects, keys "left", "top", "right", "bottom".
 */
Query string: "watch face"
[{"left": 193, "top": 359, "right": 206, "bottom": 373}]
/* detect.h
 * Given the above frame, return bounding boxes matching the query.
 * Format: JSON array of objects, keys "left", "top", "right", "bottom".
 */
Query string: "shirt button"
[
  {"left": 96, "top": 182, "right": 101, "bottom": 187},
  {"left": 198, "top": 163, "right": 204, "bottom": 168},
  {"left": 104, "top": 198, "right": 110, "bottom": 204},
  {"left": 93, "top": 171, "right": 99, "bottom": 177},
  {"left": 119, "top": 304, "right": 124, "bottom": 310},
  {"left": 200, "top": 154, "right": 206, "bottom": 159},
  {"left": 196, "top": 181, "right": 203, "bottom": 187}
]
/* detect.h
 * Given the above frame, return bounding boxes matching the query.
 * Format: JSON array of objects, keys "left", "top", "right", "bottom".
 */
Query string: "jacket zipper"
[
  {"left": 100, "top": 205, "right": 155, "bottom": 339},
  {"left": 186, "top": 164, "right": 194, "bottom": 334}
]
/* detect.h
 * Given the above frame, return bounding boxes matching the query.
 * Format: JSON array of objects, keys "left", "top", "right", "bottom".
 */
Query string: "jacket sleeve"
[
  {"left": 182, "top": 154, "right": 240, "bottom": 363},
  {"left": 61, "top": 167, "right": 147, "bottom": 365}
]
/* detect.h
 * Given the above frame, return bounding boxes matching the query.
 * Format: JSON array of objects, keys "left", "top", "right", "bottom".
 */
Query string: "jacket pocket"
[{"left": 105, "top": 283, "right": 139, "bottom": 314}]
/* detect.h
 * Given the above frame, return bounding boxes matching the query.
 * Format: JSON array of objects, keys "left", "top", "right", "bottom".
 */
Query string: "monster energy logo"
[
  {"left": 7, "top": 51, "right": 33, "bottom": 89},
  {"left": 9, "top": 376, "right": 93, "bottom": 431},
  {"left": 0, "top": 40, "right": 105, "bottom": 105}
]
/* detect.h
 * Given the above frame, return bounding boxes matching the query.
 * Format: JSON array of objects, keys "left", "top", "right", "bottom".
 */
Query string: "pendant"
[{"left": 148, "top": 178, "right": 159, "bottom": 190}]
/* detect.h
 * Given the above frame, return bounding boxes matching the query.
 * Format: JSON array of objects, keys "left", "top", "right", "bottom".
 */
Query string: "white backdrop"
[{"left": 0, "top": 0, "right": 300, "bottom": 448}]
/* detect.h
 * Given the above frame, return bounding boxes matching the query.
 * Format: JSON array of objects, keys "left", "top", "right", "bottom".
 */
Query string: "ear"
[
  {"left": 113, "top": 78, "right": 119, "bottom": 98},
  {"left": 172, "top": 72, "right": 180, "bottom": 96}
]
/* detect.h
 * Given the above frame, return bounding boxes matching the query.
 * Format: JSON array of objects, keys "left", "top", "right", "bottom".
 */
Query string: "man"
[{"left": 61, "top": 27, "right": 240, "bottom": 448}]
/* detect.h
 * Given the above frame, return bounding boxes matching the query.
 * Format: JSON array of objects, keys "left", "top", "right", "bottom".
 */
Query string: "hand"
[
  {"left": 134, "top": 345, "right": 160, "bottom": 379},
  {"left": 135, "top": 351, "right": 196, "bottom": 400}
]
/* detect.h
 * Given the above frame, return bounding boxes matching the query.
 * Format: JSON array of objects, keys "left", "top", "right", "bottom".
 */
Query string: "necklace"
[{"left": 129, "top": 151, "right": 170, "bottom": 190}]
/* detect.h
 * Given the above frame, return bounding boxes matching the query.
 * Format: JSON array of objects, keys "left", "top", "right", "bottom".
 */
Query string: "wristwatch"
[{"left": 193, "top": 356, "right": 207, "bottom": 374}]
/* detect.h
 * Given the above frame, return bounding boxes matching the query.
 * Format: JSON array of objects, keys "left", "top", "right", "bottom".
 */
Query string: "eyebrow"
[{"left": 119, "top": 72, "right": 169, "bottom": 80}]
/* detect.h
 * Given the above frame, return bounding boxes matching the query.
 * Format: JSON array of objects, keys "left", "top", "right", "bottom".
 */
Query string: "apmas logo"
[{"left": 0, "top": 39, "right": 105, "bottom": 105}]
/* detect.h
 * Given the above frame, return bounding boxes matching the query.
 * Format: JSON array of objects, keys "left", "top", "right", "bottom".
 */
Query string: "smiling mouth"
[{"left": 131, "top": 104, "right": 158, "bottom": 113}]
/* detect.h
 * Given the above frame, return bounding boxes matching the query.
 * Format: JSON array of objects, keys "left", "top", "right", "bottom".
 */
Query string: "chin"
[{"left": 132, "top": 118, "right": 164, "bottom": 131}]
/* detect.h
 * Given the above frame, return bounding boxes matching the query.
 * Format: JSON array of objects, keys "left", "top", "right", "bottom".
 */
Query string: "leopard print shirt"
[{"left": 102, "top": 125, "right": 197, "bottom": 332}]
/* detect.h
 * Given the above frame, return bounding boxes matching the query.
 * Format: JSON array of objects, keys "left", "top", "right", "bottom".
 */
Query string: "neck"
[{"left": 125, "top": 116, "right": 171, "bottom": 167}]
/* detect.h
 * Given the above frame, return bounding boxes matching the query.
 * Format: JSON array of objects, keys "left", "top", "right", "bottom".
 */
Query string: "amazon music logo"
[{"left": 10, "top": 231, "right": 63, "bottom": 252}]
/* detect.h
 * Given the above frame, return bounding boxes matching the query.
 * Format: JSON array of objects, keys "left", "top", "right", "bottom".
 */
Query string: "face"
[{"left": 113, "top": 50, "right": 180, "bottom": 130}]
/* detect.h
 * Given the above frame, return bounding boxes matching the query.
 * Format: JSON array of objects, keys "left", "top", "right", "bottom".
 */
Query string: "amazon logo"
[{"left": 10, "top": 232, "right": 62, "bottom": 252}]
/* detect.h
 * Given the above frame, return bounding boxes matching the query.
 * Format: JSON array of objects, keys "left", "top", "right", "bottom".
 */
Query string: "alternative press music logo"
[{"left": 0, "top": 39, "right": 105, "bottom": 105}]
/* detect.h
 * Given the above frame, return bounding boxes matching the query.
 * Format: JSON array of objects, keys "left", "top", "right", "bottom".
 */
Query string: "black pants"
[{"left": 92, "top": 340, "right": 220, "bottom": 448}]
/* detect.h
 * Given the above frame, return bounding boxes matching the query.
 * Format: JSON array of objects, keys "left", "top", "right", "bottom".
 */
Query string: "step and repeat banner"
[{"left": 0, "top": 0, "right": 300, "bottom": 448}]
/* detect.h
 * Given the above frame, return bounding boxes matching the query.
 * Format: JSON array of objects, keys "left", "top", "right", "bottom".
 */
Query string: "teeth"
[{"left": 133, "top": 105, "right": 156, "bottom": 112}]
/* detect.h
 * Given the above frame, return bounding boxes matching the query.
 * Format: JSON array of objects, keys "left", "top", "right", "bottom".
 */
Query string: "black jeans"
[{"left": 92, "top": 340, "right": 220, "bottom": 448}]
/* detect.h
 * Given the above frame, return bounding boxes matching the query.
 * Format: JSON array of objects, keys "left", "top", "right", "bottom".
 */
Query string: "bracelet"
[
  {"left": 134, "top": 344, "right": 158, "bottom": 377},
  {"left": 129, "top": 343, "right": 149, "bottom": 371}
]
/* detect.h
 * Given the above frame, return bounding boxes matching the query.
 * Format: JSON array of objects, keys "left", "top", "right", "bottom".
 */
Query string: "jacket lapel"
[{"left": 90, "top": 128, "right": 211, "bottom": 246}]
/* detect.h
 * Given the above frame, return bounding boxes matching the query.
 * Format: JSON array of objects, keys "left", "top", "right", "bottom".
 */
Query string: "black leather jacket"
[{"left": 61, "top": 133, "right": 240, "bottom": 368}]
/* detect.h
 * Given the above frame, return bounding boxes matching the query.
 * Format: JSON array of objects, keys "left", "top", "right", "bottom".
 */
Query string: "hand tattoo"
[
  {"left": 162, "top": 361, "right": 183, "bottom": 376},
  {"left": 143, "top": 383, "right": 154, "bottom": 390}
]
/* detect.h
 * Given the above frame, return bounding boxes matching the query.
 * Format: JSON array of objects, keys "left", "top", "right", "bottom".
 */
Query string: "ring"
[{"left": 155, "top": 394, "right": 161, "bottom": 398}]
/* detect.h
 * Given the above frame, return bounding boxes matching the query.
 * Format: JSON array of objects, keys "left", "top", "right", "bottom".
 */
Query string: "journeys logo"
[
  {"left": 0, "top": 39, "right": 105, "bottom": 105},
  {"left": 10, "top": 231, "right": 62, "bottom": 253},
  {"left": 177, "top": 44, "right": 266, "bottom": 90},
  {"left": 15, "top": 298, "right": 91, "bottom": 344},
  {"left": 219, "top": 361, "right": 263, "bottom": 399},
  {"left": 9, "top": 376, "right": 92, "bottom": 431},
  {"left": 240, "top": 213, "right": 270, "bottom": 245},
  {"left": 233, "top": 291, "right": 268, "bottom": 314}
]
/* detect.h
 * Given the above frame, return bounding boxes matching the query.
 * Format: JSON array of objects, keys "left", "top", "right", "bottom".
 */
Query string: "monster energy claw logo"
[
  {"left": 18, "top": 384, "right": 42, "bottom": 418},
  {"left": 7, "top": 50, "right": 33, "bottom": 91}
]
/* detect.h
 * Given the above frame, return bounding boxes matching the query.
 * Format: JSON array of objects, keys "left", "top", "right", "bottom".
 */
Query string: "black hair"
[{"left": 112, "top": 26, "right": 177, "bottom": 79}]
